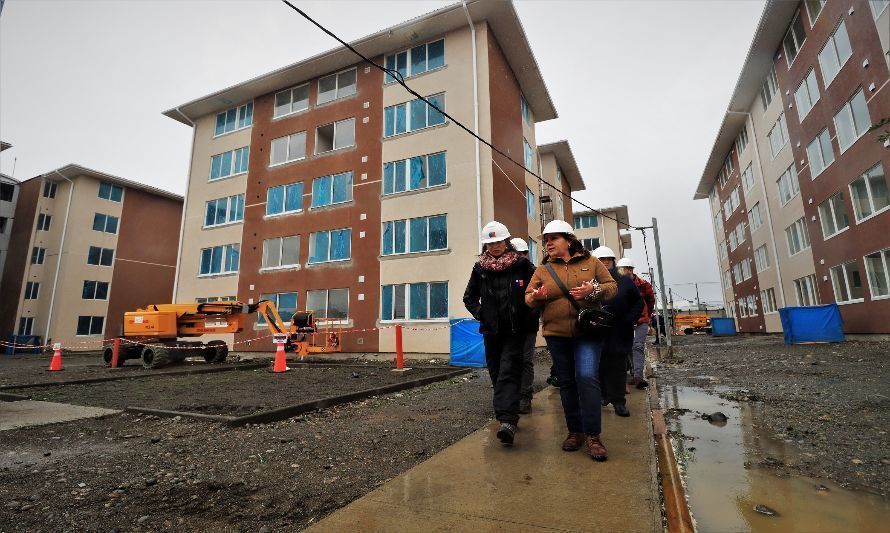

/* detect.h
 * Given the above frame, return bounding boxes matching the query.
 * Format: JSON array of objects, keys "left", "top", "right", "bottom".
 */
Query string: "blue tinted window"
[
  {"left": 225, "top": 245, "right": 239, "bottom": 272},
  {"left": 409, "top": 157, "right": 425, "bottom": 190},
  {"left": 427, "top": 40, "right": 444, "bottom": 70},
  {"left": 312, "top": 175, "right": 332, "bottom": 207},
  {"left": 428, "top": 153, "right": 446, "bottom": 186},
  {"left": 267, "top": 186, "right": 284, "bottom": 215},
  {"left": 83, "top": 280, "right": 95, "bottom": 299},
  {"left": 93, "top": 213, "right": 106, "bottom": 232},
  {"left": 382, "top": 222, "right": 393, "bottom": 255},
  {"left": 210, "top": 246, "right": 223, "bottom": 273},
  {"left": 428, "top": 94, "right": 445, "bottom": 125},
  {"left": 278, "top": 292, "right": 297, "bottom": 317},
  {"left": 526, "top": 188, "right": 535, "bottom": 218},
  {"left": 110, "top": 185, "right": 122, "bottom": 202},
  {"left": 210, "top": 155, "right": 223, "bottom": 180},
  {"left": 332, "top": 172, "right": 352, "bottom": 204},
  {"left": 284, "top": 183, "right": 302, "bottom": 212},
  {"left": 215, "top": 114, "right": 226, "bottom": 136},
  {"left": 395, "top": 104, "right": 407, "bottom": 135},
  {"left": 430, "top": 282, "right": 448, "bottom": 318},
  {"left": 200, "top": 248, "right": 212, "bottom": 274},
  {"left": 381, "top": 285, "right": 393, "bottom": 321},
  {"left": 429, "top": 215, "right": 447, "bottom": 250},
  {"left": 410, "top": 99, "right": 427, "bottom": 130},
  {"left": 205, "top": 201, "right": 216, "bottom": 226},
  {"left": 383, "top": 163, "right": 394, "bottom": 195},
  {"left": 409, "top": 283, "right": 427, "bottom": 319},
  {"left": 384, "top": 107, "right": 394, "bottom": 137},
  {"left": 87, "top": 246, "right": 101, "bottom": 265},
  {"left": 395, "top": 160, "right": 407, "bottom": 192},
  {"left": 330, "top": 229, "right": 351, "bottom": 260},
  {"left": 394, "top": 220, "right": 406, "bottom": 254},
  {"left": 409, "top": 217, "right": 428, "bottom": 253},
  {"left": 310, "top": 231, "right": 329, "bottom": 263},
  {"left": 410, "top": 44, "right": 426, "bottom": 75},
  {"left": 220, "top": 151, "right": 233, "bottom": 178}
]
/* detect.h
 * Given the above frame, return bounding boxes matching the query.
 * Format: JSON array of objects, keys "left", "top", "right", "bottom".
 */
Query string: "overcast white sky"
[{"left": 0, "top": 0, "right": 766, "bottom": 308}]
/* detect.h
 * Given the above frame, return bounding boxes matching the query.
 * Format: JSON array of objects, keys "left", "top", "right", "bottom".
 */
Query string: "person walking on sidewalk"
[
  {"left": 464, "top": 222, "right": 535, "bottom": 446},
  {"left": 618, "top": 257, "right": 655, "bottom": 389},
  {"left": 594, "top": 248, "right": 643, "bottom": 417},
  {"left": 510, "top": 238, "right": 540, "bottom": 414},
  {"left": 525, "top": 220, "right": 617, "bottom": 461}
]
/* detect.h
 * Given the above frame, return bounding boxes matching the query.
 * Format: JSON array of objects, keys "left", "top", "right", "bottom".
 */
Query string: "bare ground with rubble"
[{"left": 656, "top": 334, "right": 890, "bottom": 496}]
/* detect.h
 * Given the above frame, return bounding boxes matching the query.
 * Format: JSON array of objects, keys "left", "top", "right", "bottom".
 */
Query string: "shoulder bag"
[{"left": 544, "top": 263, "right": 614, "bottom": 334}]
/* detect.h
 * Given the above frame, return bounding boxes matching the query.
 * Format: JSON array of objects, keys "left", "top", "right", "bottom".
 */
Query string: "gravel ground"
[
  {"left": 0, "top": 353, "right": 552, "bottom": 531},
  {"left": 655, "top": 334, "right": 890, "bottom": 496}
]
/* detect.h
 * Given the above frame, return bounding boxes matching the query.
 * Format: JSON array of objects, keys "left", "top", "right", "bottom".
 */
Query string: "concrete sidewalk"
[
  {"left": 0, "top": 400, "right": 120, "bottom": 431},
  {"left": 309, "top": 386, "right": 660, "bottom": 532}
]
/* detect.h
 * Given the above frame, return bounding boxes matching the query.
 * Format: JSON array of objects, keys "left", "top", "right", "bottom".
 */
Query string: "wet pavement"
[{"left": 661, "top": 385, "right": 890, "bottom": 532}]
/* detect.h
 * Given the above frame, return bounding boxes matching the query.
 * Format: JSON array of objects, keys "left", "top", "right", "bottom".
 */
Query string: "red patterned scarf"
[{"left": 479, "top": 250, "right": 520, "bottom": 272}]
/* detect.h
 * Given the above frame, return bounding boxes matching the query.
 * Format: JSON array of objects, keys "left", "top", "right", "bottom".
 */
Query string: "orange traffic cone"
[
  {"left": 48, "top": 343, "right": 63, "bottom": 371},
  {"left": 272, "top": 341, "right": 288, "bottom": 373}
]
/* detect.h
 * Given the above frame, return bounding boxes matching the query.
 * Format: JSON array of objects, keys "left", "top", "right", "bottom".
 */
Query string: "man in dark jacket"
[
  {"left": 510, "top": 238, "right": 540, "bottom": 414},
  {"left": 592, "top": 247, "right": 643, "bottom": 417}
]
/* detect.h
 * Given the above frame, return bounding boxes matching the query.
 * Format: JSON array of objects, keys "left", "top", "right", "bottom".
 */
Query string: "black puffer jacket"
[
  {"left": 463, "top": 256, "right": 536, "bottom": 335},
  {"left": 601, "top": 268, "right": 644, "bottom": 355}
]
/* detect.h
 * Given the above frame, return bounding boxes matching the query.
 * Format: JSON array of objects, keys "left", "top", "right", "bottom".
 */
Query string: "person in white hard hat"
[
  {"left": 464, "top": 221, "right": 536, "bottom": 445},
  {"left": 617, "top": 257, "right": 656, "bottom": 389},
  {"left": 510, "top": 237, "right": 540, "bottom": 414},
  {"left": 525, "top": 220, "right": 617, "bottom": 461}
]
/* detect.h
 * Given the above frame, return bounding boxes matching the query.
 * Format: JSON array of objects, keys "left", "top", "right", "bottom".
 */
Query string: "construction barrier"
[
  {"left": 779, "top": 304, "right": 845, "bottom": 344},
  {"left": 710, "top": 317, "right": 737, "bottom": 337}
]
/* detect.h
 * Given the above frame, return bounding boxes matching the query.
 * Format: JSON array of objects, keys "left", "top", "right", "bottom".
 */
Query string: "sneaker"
[
  {"left": 636, "top": 379, "right": 649, "bottom": 390},
  {"left": 562, "top": 432, "right": 584, "bottom": 451},
  {"left": 546, "top": 375, "right": 560, "bottom": 388},
  {"left": 585, "top": 435, "right": 608, "bottom": 461},
  {"left": 518, "top": 397, "right": 532, "bottom": 414},
  {"left": 613, "top": 403, "right": 630, "bottom": 417},
  {"left": 496, "top": 423, "right": 516, "bottom": 445}
]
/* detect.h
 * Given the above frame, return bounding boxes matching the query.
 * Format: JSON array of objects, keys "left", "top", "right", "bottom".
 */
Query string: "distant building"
[
  {"left": 572, "top": 205, "right": 632, "bottom": 257},
  {"left": 0, "top": 141, "right": 19, "bottom": 290}
]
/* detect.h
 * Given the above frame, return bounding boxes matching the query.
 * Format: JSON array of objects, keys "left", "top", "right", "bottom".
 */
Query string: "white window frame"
[
  {"left": 872, "top": 0, "right": 890, "bottom": 18},
  {"left": 761, "top": 288, "right": 778, "bottom": 313},
  {"left": 24, "top": 281, "right": 39, "bottom": 300},
  {"left": 736, "top": 126, "right": 749, "bottom": 155},
  {"left": 382, "top": 152, "right": 448, "bottom": 196},
  {"left": 270, "top": 132, "right": 307, "bottom": 167},
  {"left": 315, "top": 118, "right": 356, "bottom": 155},
  {"left": 317, "top": 67, "right": 357, "bottom": 105},
  {"left": 817, "top": 19, "right": 853, "bottom": 87},
  {"left": 864, "top": 247, "right": 890, "bottom": 300},
  {"left": 760, "top": 67, "right": 779, "bottom": 111},
  {"left": 817, "top": 191, "right": 850, "bottom": 238},
  {"left": 794, "top": 69, "right": 820, "bottom": 120},
  {"left": 42, "top": 181, "right": 57, "bottom": 198},
  {"left": 833, "top": 89, "right": 871, "bottom": 153},
  {"left": 735, "top": 222, "right": 746, "bottom": 245},
  {"left": 210, "top": 147, "right": 250, "bottom": 181},
  {"left": 273, "top": 83, "right": 310, "bottom": 119},
  {"left": 198, "top": 244, "right": 239, "bottom": 277},
  {"left": 87, "top": 246, "right": 115, "bottom": 267},
  {"left": 306, "top": 288, "right": 350, "bottom": 324},
  {"left": 785, "top": 218, "right": 811, "bottom": 256},
  {"left": 204, "top": 194, "right": 245, "bottom": 228},
  {"left": 261, "top": 235, "right": 301, "bottom": 271},
  {"left": 76, "top": 315, "right": 105, "bottom": 337},
  {"left": 82, "top": 280, "right": 110, "bottom": 300},
  {"left": 793, "top": 274, "right": 819, "bottom": 306},
  {"left": 18, "top": 317, "right": 34, "bottom": 336},
  {"left": 384, "top": 38, "right": 446, "bottom": 84},
  {"left": 98, "top": 181, "right": 124, "bottom": 202},
  {"left": 741, "top": 164, "right": 755, "bottom": 193},
  {"left": 380, "top": 281, "right": 449, "bottom": 322},
  {"left": 848, "top": 164, "right": 890, "bottom": 223},
  {"left": 768, "top": 113, "right": 790, "bottom": 158},
  {"left": 830, "top": 261, "right": 864, "bottom": 304},
  {"left": 308, "top": 228, "right": 352, "bottom": 264},
  {"left": 31, "top": 247, "right": 46, "bottom": 265},
  {"left": 783, "top": 10, "right": 807, "bottom": 67},
  {"left": 214, "top": 102, "right": 254, "bottom": 137},
  {"left": 92, "top": 213, "right": 119, "bottom": 234},
  {"left": 805, "top": 0, "right": 827, "bottom": 26},
  {"left": 748, "top": 203, "right": 763, "bottom": 232},
  {"left": 36, "top": 213, "right": 52, "bottom": 231},
  {"left": 754, "top": 245, "right": 770, "bottom": 273},
  {"left": 777, "top": 164, "right": 801, "bottom": 206},
  {"left": 806, "top": 129, "right": 835, "bottom": 178}
]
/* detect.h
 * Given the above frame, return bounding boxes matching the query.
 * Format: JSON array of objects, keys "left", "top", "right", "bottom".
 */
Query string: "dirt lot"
[
  {"left": 0, "top": 353, "right": 552, "bottom": 531},
  {"left": 656, "top": 334, "right": 890, "bottom": 496}
]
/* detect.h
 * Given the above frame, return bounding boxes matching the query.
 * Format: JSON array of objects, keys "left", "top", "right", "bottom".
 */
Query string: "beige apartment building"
[
  {"left": 164, "top": 0, "right": 583, "bottom": 354},
  {"left": 0, "top": 165, "right": 183, "bottom": 349},
  {"left": 696, "top": 0, "right": 890, "bottom": 334},
  {"left": 1, "top": 141, "right": 19, "bottom": 289},
  {"left": 571, "top": 206, "right": 633, "bottom": 257}
]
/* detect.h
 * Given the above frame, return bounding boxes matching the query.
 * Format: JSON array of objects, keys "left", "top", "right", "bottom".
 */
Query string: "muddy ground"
[
  {"left": 656, "top": 334, "right": 890, "bottom": 496},
  {"left": 0, "top": 353, "right": 552, "bottom": 532}
]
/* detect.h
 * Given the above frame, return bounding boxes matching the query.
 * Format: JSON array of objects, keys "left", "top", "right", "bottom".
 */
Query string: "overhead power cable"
[{"left": 279, "top": 0, "right": 642, "bottom": 232}]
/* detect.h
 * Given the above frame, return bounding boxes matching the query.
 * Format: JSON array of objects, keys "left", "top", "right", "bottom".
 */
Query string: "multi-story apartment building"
[
  {"left": 0, "top": 165, "right": 183, "bottom": 348},
  {"left": 1, "top": 141, "right": 19, "bottom": 287},
  {"left": 538, "top": 141, "right": 582, "bottom": 232},
  {"left": 572, "top": 206, "right": 633, "bottom": 257},
  {"left": 164, "top": 0, "right": 583, "bottom": 354},
  {"left": 695, "top": 0, "right": 890, "bottom": 334}
]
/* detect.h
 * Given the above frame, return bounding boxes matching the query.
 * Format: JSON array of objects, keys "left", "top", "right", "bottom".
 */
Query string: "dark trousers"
[
  {"left": 520, "top": 332, "right": 536, "bottom": 400},
  {"left": 483, "top": 332, "right": 525, "bottom": 425},
  {"left": 545, "top": 335, "right": 604, "bottom": 436},
  {"left": 600, "top": 351, "right": 629, "bottom": 406}
]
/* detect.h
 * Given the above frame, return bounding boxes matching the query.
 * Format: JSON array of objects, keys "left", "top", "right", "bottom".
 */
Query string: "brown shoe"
[
  {"left": 586, "top": 435, "right": 608, "bottom": 461},
  {"left": 562, "top": 432, "right": 584, "bottom": 451}
]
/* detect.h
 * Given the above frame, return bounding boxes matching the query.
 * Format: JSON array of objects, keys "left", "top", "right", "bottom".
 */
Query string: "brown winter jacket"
[{"left": 524, "top": 253, "right": 617, "bottom": 337}]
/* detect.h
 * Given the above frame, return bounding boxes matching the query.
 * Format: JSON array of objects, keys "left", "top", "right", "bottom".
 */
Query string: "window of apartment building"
[
  {"left": 794, "top": 274, "right": 819, "bottom": 306},
  {"left": 82, "top": 280, "right": 109, "bottom": 300},
  {"left": 274, "top": 84, "right": 309, "bottom": 118},
  {"left": 818, "top": 20, "right": 853, "bottom": 86},
  {"left": 0, "top": 182, "right": 13, "bottom": 202},
  {"left": 741, "top": 164, "right": 755, "bottom": 193},
  {"left": 741, "top": 258, "right": 753, "bottom": 281},
  {"left": 724, "top": 269, "right": 732, "bottom": 288},
  {"left": 521, "top": 94, "right": 531, "bottom": 125},
  {"left": 312, "top": 171, "right": 353, "bottom": 208},
  {"left": 783, "top": 10, "right": 807, "bottom": 66},
  {"left": 807, "top": 129, "right": 835, "bottom": 178},
  {"left": 92, "top": 213, "right": 119, "bottom": 234},
  {"left": 830, "top": 261, "right": 864, "bottom": 303},
  {"left": 315, "top": 118, "right": 355, "bottom": 154},
  {"left": 210, "top": 147, "right": 250, "bottom": 180},
  {"left": 724, "top": 200, "right": 732, "bottom": 221},
  {"left": 384, "top": 94, "right": 445, "bottom": 137},
  {"left": 736, "top": 126, "right": 749, "bottom": 155},
  {"left": 36, "top": 213, "right": 52, "bottom": 231},
  {"left": 834, "top": 89, "right": 870, "bottom": 152},
  {"left": 523, "top": 139, "right": 534, "bottom": 169},
  {"left": 266, "top": 182, "right": 303, "bottom": 216},
  {"left": 574, "top": 214, "right": 598, "bottom": 229},
  {"left": 806, "top": 0, "right": 827, "bottom": 24},
  {"left": 18, "top": 317, "right": 34, "bottom": 336},
  {"left": 262, "top": 236, "right": 300, "bottom": 270},
  {"left": 849, "top": 164, "right": 889, "bottom": 222},
  {"left": 381, "top": 282, "right": 448, "bottom": 321},
  {"left": 0, "top": 216, "right": 6, "bottom": 234},
  {"left": 31, "top": 247, "right": 46, "bottom": 265},
  {"left": 761, "top": 288, "right": 778, "bottom": 313},
  {"left": 555, "top": 166, "right": 562, "bottom": 187},
  {"left": 865, "top": 247, "right": 890, "bottom": 298},
  {"left": 199, "top": 244, "right": 239, "bottom": 276},
  {"left": 528, "top": 238, "right": 539, "bottom": 262},
  {"left": 382, "top": 215, "right": 447, "bottom": 256},
  {"left": 257, "top": 292, "right": 298, "bottom": 325},
  {"left": 308, "top": 228, "right": 352, "bottom": 264},
  {"left": 872, "top": 0, "right": 890, "bottom": 18},
  {"left": 98, "top": 182, "right": 123, "bottom": 202},
  {"left": 43, "top": 181, "right": 57, "bottom": 198},
  {"left": 76, "top": 316, "right": 104, "bottom": 336},
  {"left": 317, "top": 68, "right": 357, "bottom": 105},
  {"left": 733, "top": 263, "right": 743, "bottom": 285},
  {"left": 87, "top": 246, "right": 114, "bottom": 266},
  {"left": 214, "top": 102, "right": 253, "bottom": 136},
  {"left": 760, "top": 66, "right": 779, "bottom": 111},
  {"left": 747, "top": 294, "right": 758, "bottom": 316},
  {"left": 729, "top": 230, "right": 739, "bottom": 252},
  {"left": 768, "top": 113, "right": 790, "bottom": 158},
  {"left": 714, "top": 212, "right": 724, "bottom": 234},
  {"left": 754, "top": 245, "right": 770, "bottom": 272},
  {"left": 306, "top": 288, "right": 349, "bottom": 321},
  {"left": 748, "top": 203, "right": 763, "bottom": 232},
  {"left": 581, "top": 238, "right": 601, "bottom": 251},
  {"left": 270, "top": 132, "right": 307, "bottom": 166},
  {"left": 785, "top": 217, "right": 811, "bottom": 256},
  {"left": 383, "top": 152, "right": 446, "bottom": 195},
  {"left": 526, "top": 187, "right": 536, "bottom": 219},
  {"left": 205, "top": 194, "right": 244, "bottom": 227},
  {"left": 731, "top": 187, "right": 741, "bottom": 213},
  {"left": 24, "top": 282, "right": 39, "bottom": 300},
  {"left": 737, "top": 297, "right": 748, "bottom": 318},
  {"left": 195, "top": 296, "right": 236, "bottom": 303},
  {"left": 794, "top": 69, "right": 821, "bottom": 119},
  {"left": 818, "top": 191, "right": 850, "bottom": 238},
  {"left": 385, "top": 39, "right": 444, "bottom": 83},
  {"left": 735, "top": 222, "right": 746, "bottom": 245},
  {"left": 719, "top": 240, "right": 728, "bottom": 260},
  {"left": 777, "top": 164, "right": 801, "bottom": 206}
]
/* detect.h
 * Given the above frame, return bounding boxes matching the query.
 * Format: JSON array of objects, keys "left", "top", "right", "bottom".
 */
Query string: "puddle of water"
[{"left": 661, "top": 385, "right": 890, "bottom": 532}]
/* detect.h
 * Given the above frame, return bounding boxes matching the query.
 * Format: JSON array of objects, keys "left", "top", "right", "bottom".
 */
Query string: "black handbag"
[{"left": 544, "top": 263, "right": 614, "bottom": 334}]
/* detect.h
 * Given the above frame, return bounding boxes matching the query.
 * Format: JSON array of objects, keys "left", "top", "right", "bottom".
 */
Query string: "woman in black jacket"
[{"left": 464, "top": 221, "right": 535, "bottom": 445}]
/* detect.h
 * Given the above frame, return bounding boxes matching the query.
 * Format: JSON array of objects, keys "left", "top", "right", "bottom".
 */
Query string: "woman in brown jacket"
[{"left": 525, "top": 220, "right": 616, "bottom": 461}]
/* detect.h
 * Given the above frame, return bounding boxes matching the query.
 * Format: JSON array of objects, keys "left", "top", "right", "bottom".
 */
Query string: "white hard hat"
[
  {"left": 480, "top": 221, "right": 510, "bottom": 244},
  {"left": 539, "top": 219, "right": 574, "bottom": 239},
  {"left": 592, "top": 246, "right": 616, "bottom": 259},
  {"left": 617, "top": 257, "right": 635, "bottom": 268},
  {"left": 510, "top": 238, "right": 529, "bottom": 252}
]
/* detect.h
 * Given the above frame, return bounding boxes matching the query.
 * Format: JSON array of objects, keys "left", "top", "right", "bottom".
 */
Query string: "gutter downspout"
[
  {"left": 171, "top": 107, "right": 197, "bottom": 303},
  {"left": 462, "top": 0, "right": 482, "bottom": 252},
  {"left": 44, "top": 171, "right": 74, "bottom": 344}
]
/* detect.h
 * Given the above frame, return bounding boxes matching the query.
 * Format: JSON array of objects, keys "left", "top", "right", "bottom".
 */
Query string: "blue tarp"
[
  {"left": 449, "top": 319, "right": 486, "bottom": 367},
  {"left": 779, "top": 304, "right": 845, "bottom": 344},
  {"left": 4, "top": 336, "right": 42, "bottom": 355},
  {"left": 710, "top": 317, "right": 737, "bottom": 337}
]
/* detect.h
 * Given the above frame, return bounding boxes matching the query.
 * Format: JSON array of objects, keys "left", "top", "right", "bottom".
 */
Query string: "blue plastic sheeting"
[
  {"left": 449, "top": 319, "right": 486, "bottom": 367},
  {"left": 779, "top": 304, "right": 845, "bottom": 344},
  {"left": 710, "top": 317, "right": 737, "bottom": 337},
  {"left": 4, "top": 336, "right": 42, "bottom": 355}
]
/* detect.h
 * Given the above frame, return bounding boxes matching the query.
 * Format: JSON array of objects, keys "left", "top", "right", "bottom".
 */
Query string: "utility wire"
[{"left": 279, "top": 0, "right": 642, "bottom": 232}]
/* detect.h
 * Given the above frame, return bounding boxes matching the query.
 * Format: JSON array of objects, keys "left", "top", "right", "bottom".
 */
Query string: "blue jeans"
[{"left": 545, "top": 335, "right": 604, "bottom": 436}]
